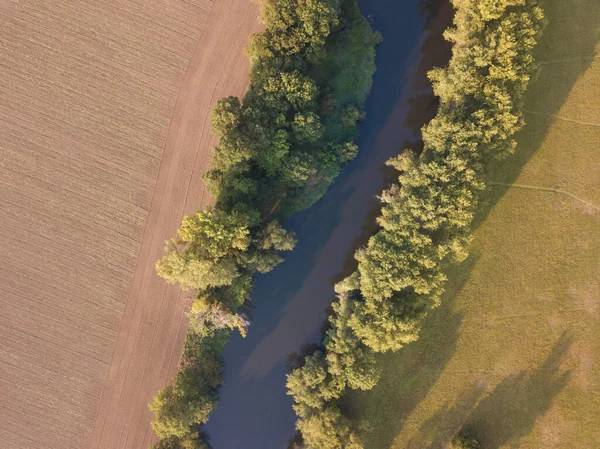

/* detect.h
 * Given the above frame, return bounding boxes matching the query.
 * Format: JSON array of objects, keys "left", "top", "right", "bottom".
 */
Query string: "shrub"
[
  {"left": 451, "top": 430, "right": 484, "bottom": 449},
  {"left": 296, "top": 405, "right": 363, "bottom": 449}
]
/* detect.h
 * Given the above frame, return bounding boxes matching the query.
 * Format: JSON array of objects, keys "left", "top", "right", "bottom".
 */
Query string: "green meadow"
[{"left": 346, "top": 0, "right": 600, "bottom": 447}]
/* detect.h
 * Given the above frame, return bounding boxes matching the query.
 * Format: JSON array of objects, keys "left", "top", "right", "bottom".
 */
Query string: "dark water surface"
[{"left": 205, "top": 1, "right": 430, "bottom": 447}]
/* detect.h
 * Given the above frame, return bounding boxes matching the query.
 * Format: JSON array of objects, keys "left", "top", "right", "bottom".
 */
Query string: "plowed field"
[{"left": 0, "top": 0, "right": 260, "bottom": 447}]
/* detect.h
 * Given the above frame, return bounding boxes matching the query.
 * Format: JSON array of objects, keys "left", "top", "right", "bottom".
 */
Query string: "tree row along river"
[{"left": 204, "top": 0, "right": 448, "bottom": 447}]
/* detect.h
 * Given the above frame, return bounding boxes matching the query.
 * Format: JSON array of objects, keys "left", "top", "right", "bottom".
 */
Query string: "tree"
[
  {"left": 155, "top": 207, "right": 253, "bottom": 291},
  {"left": 283, "top": 152, "right": 317, "bottom": 187},
  {"left": 292, "top": 112, "right": 323, "bottom": 144},
  {"left": 149, "top": 333, "right": 224, "bottom": 440},
  {"left": 149, "top": 378, "right": 215, "bottom": 440},
  {"left": 151, "top": 435, "right": 211, "bottom": 449},
  {"left": 286, "top": 351, "right": 342, "bottom": 418},
  {"left": 324, "top": 294, "right": 380, "bottom": 390},
  {"left": 258, "top": 221, "right": 297, "bottom": 251},
  {"left": 336, "top": 141, "right": 358, "bottom": 163},
  {"left": 254, "top": 129, "right": 291, "bottom": 176},
  {"left": 262, "top": 70, "right": 319, "bottom": 112},
  {"left": 211, "top": 96, "right": 241, "bottom": 137},
  {"left": 296, "top": 405, "right": 363, "bottom": 449},
  {"left": 156, "top": 251, "right": 239, "bottom": 292},
  {"left": 177, "top": 207, "right": 252, "bottom": 259},
  {"left": 250, "top": 0, "right": 340, "bottom": 58},
  {"left": 188, "top": 298, "right": 250, "bottom": 337},
  {"left": 339, "top": 105, "right": 364, "bottom": 128}
]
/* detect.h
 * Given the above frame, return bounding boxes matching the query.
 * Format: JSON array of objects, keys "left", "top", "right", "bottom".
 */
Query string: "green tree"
[
  {"left": 339, "top": 104, "right": 364, "bottom": 127},
  {"left": 324, "top": 294, "right": 380, "bottom": 390},
  {"left": 149, "top": 375, "right": 215, "bottom": 440},
  {"left": 254, "top": 129, "right": 291, "bottom": 176},
  {"left": 249, "top": 0, "right": 340, "bottom": 58},
  {"left": 211, "top": 96, "right": 241, "bottom": 137},
  {"left": 155, "top": 208, "right": 254, "bottom": 291},
  {"left": 262, "top": 70, "right": 319, "bottom": 112},
  {"left": 296, "top": 405, "right": 363, "bottom": 449},
  {"left": 336, "top": 141, "right": 358, "bottom": 163},
  {"left": 292, "top": 112, "right": 323, "bottom": 144},
  {"left": 155, "top": 250, "right": 239, "bottom": 292},
  {"left": 258, "top": 221, "right": 297, "bottom": 251},
  {"left": 286, "top": 351, "right": 342, "bottom": 418},
  {"left": 151, "top": 435, "right": 211, "bottom": 449},
  {"left": 283, "top": 152, "right": 317, "bottom": 187}
]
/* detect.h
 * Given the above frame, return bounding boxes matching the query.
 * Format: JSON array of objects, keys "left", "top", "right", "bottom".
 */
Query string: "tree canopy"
[
  {"left": 287, "top": 0, "right": 545, "bottom": 447},
  {"left": 150, "top": 0, "right": 379, "bottom": 447}
]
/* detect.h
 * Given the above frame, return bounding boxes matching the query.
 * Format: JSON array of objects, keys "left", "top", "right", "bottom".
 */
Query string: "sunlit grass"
[{"left": 345, "top": 0, "right": 600, "bottom": 447}]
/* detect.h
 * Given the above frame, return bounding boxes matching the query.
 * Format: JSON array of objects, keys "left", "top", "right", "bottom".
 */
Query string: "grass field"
[
  {"left": 345, "top": 0, "right": 600, "bottom": 448},
  {"left": 0, "top": 0, "right": 260, "bottom": 448}
]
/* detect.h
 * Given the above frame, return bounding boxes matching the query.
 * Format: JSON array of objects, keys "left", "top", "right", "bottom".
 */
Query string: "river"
[{"left": 204, "top": 1, "right": 448, "bottom": 447}]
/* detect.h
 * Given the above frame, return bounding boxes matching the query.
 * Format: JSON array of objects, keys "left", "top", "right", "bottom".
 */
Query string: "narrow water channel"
[{"left": 205, "top": 1, "right": 437, "bottom": 447}]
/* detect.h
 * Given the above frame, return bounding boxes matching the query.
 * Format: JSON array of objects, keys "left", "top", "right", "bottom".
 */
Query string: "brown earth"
[{"left": 0, "top": 0, "right": 261, "bottom": 447}]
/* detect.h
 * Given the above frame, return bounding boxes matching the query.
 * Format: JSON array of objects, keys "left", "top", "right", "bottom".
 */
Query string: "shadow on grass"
[
  {"left": 405, "top": 383, "right": 487, "bottom": 449},
  {"left": 339, "top": 4, "right": 599, "bottom": 447},
  {"left": 469, "top": 332, "right": 573, "bottom": 449},
  {"left": 473, "top": 0, "right": 600, "bottom": 231},
  {"left": 341, "top": 255, "right": 479, "bottom": 449},
  {"left": 403, "top": 332, "right": 573, "bottom": 449}
]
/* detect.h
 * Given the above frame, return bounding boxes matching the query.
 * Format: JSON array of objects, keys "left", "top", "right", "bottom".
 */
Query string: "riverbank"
[
  {"left": 204, "top": 1, "right": 445, "bottom": 447},
  {"left": 149, "top": 0, "right": 379, "bottom": 447},
  {"left": 346, "top": 0, "right": 600, "bottom": 447}
]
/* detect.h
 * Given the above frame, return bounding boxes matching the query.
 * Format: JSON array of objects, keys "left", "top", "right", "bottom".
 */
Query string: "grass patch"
[{"left": 345, "top": 0, "right": 600, "bottom": 447}]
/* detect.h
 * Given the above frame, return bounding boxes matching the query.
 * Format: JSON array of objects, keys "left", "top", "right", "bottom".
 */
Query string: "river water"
[{"left": 205, "top": 1, "right": 443, "bottom": 447}]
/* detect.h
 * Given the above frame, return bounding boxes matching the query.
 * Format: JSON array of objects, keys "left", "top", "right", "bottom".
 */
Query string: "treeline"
[
  {"left": 287, "top": 0, "right": 545, "bottom": 448},
  {"left": 149, "top": 0, "right": 379, "bottom": 447}
]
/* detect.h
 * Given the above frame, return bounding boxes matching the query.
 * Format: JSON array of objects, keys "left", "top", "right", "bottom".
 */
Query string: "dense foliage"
[
  {"left": 287, "top": 0, "right": 545, "bottom": 447},
  {"left": 150, "top": 0, "right": 379, "bottom": 447}
]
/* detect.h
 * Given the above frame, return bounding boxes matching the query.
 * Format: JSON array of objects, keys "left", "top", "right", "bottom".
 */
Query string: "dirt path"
[
  {"left": 490, "top": 182, "right": 600, "bottom": 212},
  {"left": 88, "top": 1, "right": 262, "bottom": 448}
]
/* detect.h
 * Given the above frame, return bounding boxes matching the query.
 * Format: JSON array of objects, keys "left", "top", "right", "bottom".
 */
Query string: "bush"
[
  {"left": 451, "top": 430, "right": 484, "bottom": 449},
  {"left": 149, "top": 333, "right": 224, "bottom": 440},
  {"left": 296, "top": 405, "right": 363, "bottom": 449}
]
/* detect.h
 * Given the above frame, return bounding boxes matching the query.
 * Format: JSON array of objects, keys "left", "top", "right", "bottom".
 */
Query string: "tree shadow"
[
  {"left": 472, "top": 0, "right": 600, "bottom": 231},
  {"left": 403, "top": 332, "right": 573, "bottom": 449},
  {"left": 338, "top": 1, "right": 597, "bottom": 448},
  {"left": 403, "top": 0, "right": 454, "bottom": 130},
  {"left": 468, "top": 332, "right": 573, "bottom": 449},
  {"left": 341, "top": 255, "right": 479, "bottom": 449},
  {"left": 405, "top": 384, "right": 487, "bottom": 449}
]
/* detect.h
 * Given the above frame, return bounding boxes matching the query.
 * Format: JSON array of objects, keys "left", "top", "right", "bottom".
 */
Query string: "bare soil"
[{"left": 0, "top": 0, "right": 261, "bottom": 447}]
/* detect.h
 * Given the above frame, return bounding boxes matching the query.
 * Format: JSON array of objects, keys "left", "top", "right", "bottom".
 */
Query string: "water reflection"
[
  {"left": 241, "top": 52, "right": 424, "bottom": 381},
  {"left": 205, "top": 1, "right": 431, "bottom": 447}
]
